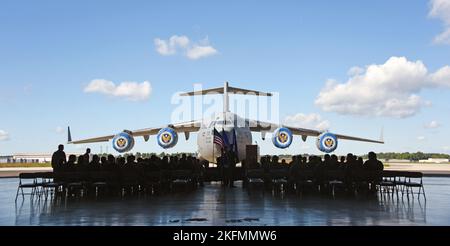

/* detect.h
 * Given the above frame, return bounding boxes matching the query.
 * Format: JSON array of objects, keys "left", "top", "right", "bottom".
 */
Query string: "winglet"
[{"left": 67, "top": 126, "right": 72, "bottom": 143}]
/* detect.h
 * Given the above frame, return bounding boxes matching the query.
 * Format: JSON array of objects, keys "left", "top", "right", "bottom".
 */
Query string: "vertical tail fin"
[
  {"left": 223, "top": 81, "right": 229, "bottom": 113},
  {"left": 67, "top": 126, "right": 72, "bottom": 143}
]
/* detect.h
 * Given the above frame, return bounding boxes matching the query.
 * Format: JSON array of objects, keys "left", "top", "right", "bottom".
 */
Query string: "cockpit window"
[
  {"left": 209, "top": 120, "right": 234, "bottom": 127},
  {"left": 216, "top": 120, "right": 231, "bottom": 124}
]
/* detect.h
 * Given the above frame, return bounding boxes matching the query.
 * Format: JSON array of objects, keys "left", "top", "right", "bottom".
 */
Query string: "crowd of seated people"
[
  {"left": 50, "top": 145, "right": 207, "bottom": 197},
  {"left": 48, "top": 144, "right": 384, "bottom": 197},
  {"left": 245, "top": 152, "right": 384, "bottom": 194},
  {"left": 247, "top": 152, "right": 382, "bottom": 172},
  {"left": 52, "top": 146, "right": 205, "bottom": 173}
]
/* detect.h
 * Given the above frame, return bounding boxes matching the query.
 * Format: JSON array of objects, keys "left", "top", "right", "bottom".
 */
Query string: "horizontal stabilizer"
[{"left": 180, "top": 86, "right": 272, "bottom": 96}]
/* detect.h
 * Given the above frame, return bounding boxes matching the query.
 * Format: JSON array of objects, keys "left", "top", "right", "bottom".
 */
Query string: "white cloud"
[
  {"left": 0, "top": 130, "right": 10, "bottom": 141},
  {"left": 429, "top": 0, "right": 450, "bottom": 44},
  {"left": 154, "top": 35, "right": 218, "bottom": 60},
  {"left": 417, "top": 136, "right": 426, "bottom": 141},
  {"left": 429, "top": 65, "right": 450, "bottom": 86},
  {"left": 56, "top": 126, "right": 65, "bottom": 134},
  {"left": 283, "top": 113, "right": 330, "bottom": 131},
  {"left": 435, "top": 29, "right": 450, "bottom": 44},
  {"left": 84, "top": 79, "right": 152, "bottom": 101},
  {"left": 186, "top": 45, "right": 218, "bottom": 60},
  {"left": 315, "top": 56, "right": 450, "bottom": 118},
  {"left": 424, "top": 120, "right": 441, "bottom": 129},
  {"left": 154, "top": 35, "right": 190, "bottom": 55},
  {"left": 443, "top": 146, "right": 450, "bottom": 151}
]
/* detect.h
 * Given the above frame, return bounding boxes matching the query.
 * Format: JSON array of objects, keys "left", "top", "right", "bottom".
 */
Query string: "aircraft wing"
[
  {"left": 247, "top": 120, "right": 384, "bottom": 144},
  {"left": 68, "top": 120, "right": 202, "bottom": 144},
  {"left": 69, "top": 135, "right": 115, "bottom": 144}
]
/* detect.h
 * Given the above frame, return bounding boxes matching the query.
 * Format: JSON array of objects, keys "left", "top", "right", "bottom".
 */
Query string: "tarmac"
[
  {"left": 0, "top": 168, "right": 53, "bottom": 178},
  {"left": 384, "top": 163, "right": 450, "bottom": 176}
]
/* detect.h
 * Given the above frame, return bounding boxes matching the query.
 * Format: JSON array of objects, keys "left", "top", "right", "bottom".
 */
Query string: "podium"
[{"left": 245, "top": 145, "right": 259, "bottom": 168}]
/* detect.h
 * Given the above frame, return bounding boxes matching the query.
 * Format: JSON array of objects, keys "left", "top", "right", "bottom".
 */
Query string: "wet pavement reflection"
[{"left": 1, "top": 177, "right": 449, "bottom": 225}]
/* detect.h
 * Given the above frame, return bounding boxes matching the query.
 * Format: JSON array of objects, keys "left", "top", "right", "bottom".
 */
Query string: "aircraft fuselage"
[{"left": 197, "top": 112, "right": 252, "bottom": 163}]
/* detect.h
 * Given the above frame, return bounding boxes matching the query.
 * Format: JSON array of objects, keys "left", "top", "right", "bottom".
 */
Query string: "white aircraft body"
[{"left": 68, "top": 82, "right": 384, "bottom": 163}]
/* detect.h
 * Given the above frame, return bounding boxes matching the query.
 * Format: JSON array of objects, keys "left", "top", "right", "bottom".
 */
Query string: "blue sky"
[{"left": 1, "top": 0, "right": 450, "bottom": 156}]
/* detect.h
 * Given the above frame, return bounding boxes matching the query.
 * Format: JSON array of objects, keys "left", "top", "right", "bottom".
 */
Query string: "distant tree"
[{"left": 364, "top": 152, "right": 450, "bottom": 160}]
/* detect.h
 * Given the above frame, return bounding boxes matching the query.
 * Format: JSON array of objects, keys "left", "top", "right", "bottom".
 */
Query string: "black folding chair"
[
  {"left": 245, "top": 168, "right": 265, "bottom": 195},
  {"left": 40, "top": 172, "right": 63, "bottom": 200},
  {"left": 15, "top": 173, "right": 40, "bottom": 201},
  {"left": 120, "top": 169, "right": 140, "bottom": 196},
  {"left": 296, "top": 170, "right": 316, "bottom": 196},
  {"left": 269, "top": 168, "right": 289, "bottom": 193},
  {"left": 169, "top": 170, "right": 194, "bottom": 192},
  {"left": 89, "top": 171, "right": 108, "bottom": 198},
  {"left": 402, "top": 172, "right": 426, "bottom": 200},
  {"left": 62, "top": 172, "right": 87, "bottom": 198},
  {"left": 143, "top": 171, "right": 162, "bottom": 195},
  {"left": 379, "top": 171, "right": 398, "bottom": 198},
  {"left": 326, "top": 170, "right": 345, "bottom": 197}
]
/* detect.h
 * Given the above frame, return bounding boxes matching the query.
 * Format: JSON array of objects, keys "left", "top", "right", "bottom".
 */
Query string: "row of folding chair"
[
  {"left": 15, "top": 170, "right": 201, "bottom": 201},
  {"left": 378, "top": 171, "right": 425, "bottom": 200},
  {"left": 243, "top": 169, "right": 426, "bottom": 199}
]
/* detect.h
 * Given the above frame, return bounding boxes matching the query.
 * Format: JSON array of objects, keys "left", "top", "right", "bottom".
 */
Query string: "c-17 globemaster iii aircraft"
[{"left": 68, "top": 82, "right": 384, "bottom": 163}]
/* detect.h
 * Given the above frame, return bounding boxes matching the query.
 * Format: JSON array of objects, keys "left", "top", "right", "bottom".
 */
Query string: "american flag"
[{"left": 213, "top": 128, "right": 225, "bottom": 149}]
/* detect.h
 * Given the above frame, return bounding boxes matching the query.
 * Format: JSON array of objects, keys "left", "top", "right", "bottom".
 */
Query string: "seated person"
[
  {"left": 363, "top": 152, "right": 384, "bottom": 192},
  {"left": 100, "top": 156, "right": 108, "bottom": 168},
  {"left": 106, "top": 155, "right": 116, "bottom": 170},
  {"left": 66, "top": 155, "right": 77, "bottom": 171},
  {"left": 77, "top": 155, "right": 87, "bottom": 171},
  {"left": 89, "top": 155, "right": 101, "bottom": 170},
  {"left": 363, "top": 152, "right": 383, "bottom": 171}
]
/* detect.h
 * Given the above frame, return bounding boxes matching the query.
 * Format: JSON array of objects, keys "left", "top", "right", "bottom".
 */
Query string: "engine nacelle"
[
  {"left": 157, "top": 127, "right": 178, "bottom": 149},
  {"left": 272, "top": 127, "right": 293, "bottom": 149},
  {"left": 316, "top": 132, "right": 338, "bottom": 153},
  {"left": 112, "top": 131, "right": 135, "bottom": 153}
]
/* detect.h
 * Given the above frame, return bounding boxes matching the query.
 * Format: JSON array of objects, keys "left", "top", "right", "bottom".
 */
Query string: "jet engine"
[
  {"left": 112, "top": 131, "right": 135, "bottom": 153},
  {"left": 272, "top": 127, "right": 293, "bottom": 149},
  {"left": 157, "top": 127, "right": 178, "bottom": 149},
  {"left": 316, "top": 132, "right": 338, "bottom": 153}
]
